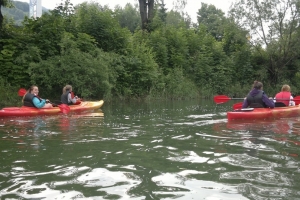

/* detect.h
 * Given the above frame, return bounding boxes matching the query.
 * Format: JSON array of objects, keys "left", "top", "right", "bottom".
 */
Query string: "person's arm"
[
  {"left": 262, "top": 94, "right": 275, "bottom": 108},
  {"left": 68, "top": 93, "right": 77, "bottom": 104},
  {"left": 290, "top": 96, "right": 295, "bottom": 106},
  {"left": 242, "top": 99, "right": 248, "bottom": 108},
  {"left": 32, "top": 97, "right": 46, "bottom": 108}
]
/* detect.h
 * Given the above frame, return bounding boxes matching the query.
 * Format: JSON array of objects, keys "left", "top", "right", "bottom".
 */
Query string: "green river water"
[{"left": 0, "top": 99, "right": 300, "bottom": 199}]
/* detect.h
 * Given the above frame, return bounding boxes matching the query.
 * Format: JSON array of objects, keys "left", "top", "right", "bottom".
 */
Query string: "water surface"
[{"left": 0, "top": 100, "right": 299, "bottom": 199}]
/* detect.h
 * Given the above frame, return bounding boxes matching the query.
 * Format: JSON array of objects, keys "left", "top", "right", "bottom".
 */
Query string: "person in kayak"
[
  {"left": 274, "top": 84, "right": 295, "bottom": 106},
  {"left": 61, "top": 85, "right": 81, "bottom": 105},
  {"left": 242, "top": 81, "right": 275, "bottom": 108},
  {"left": 22, "top": 85, "right": 53, "bottom": 108}
]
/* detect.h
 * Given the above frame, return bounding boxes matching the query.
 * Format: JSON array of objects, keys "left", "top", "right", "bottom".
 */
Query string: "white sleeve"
[
  {"left": 68, "top": 93, "right": 77, "bottom": 104},
  {"left": 290, "top": 96, "right": 295, "bottom": 106}
]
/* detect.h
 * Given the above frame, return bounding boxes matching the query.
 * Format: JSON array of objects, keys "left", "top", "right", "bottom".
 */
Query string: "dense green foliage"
[{"left": 1, "top": 0, "right": 300, "bottom": 107}]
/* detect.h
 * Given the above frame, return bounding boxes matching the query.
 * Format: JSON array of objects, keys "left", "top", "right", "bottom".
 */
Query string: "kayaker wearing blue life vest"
[
  {"left": 274, "top": 84, "right": 295, "bottom": 106},
  {"left": 242, "top": 81, "right": 275, "bottom": 108},
  {"left": 61, "top": 85, "right": 81, "bottom": 105},
  {"left": 22, "top": 85, "right": 53, "bottom": 108}
]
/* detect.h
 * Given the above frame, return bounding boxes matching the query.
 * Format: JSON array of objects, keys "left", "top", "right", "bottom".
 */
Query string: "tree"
[
  {"left": 114, "top": 3, "right": 140, "bottom": 33},
  {"left": 229, "top": 0, "right": 300, "bottom": 84},
  {"left": 157, "top": 0, "right": 167, "bottom": 23},
  {"left": 52, "top": 0, "right": 75, "bottom": 17},
  {"left": 138, "top": 0, "right": 186, "bottom": 31},
  {"left": 166, "top": 10, "right": 186, "bottom": 27},
  {"left": 138, "top": 0, "right": 154, "bottom": 30},
  {"left": 28, "top": 32, "right": 112, "bottom": 99},
  {"left": 197, "top": 3, "right": 226, "bottom": 41},
  {"left": 74, "top": 2, "right": 131, "bottom": 53},
  {"left": 0, "top": 0, "right": 12, "bottom": 28}
]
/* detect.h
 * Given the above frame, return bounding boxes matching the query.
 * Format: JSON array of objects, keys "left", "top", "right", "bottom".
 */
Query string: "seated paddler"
[
  {"left": 274, "top": 84, "right": 295, "bottom": 107},
  {"left": 61, "top": 85, "right": 81, "bottom": 105},
  {"left": 22, "top": 85, "right": 53, "bottom": 108},
  {"left": 242, "top": 81, "right": 275, "bottom": 108}
]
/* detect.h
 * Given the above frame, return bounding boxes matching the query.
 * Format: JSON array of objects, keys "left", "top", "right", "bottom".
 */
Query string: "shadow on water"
[{"left": 0, "top": 100, "right": 300, "bottom": 199}]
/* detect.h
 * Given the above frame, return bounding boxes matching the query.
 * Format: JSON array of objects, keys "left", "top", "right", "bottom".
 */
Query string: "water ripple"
[
  {"left": 238, "top": 183, "right": 296, "bottom": 199},
  {"left": 220, "top": 170, "right": 291, "bottom": 186},
  {"left": 229, "top": 140, "right": 276, "bottom": 151},
  {"left": 167, "top": 151, "right": 209, "bottom": 163},
  {"left": 219, "top": 154, "right": 278, "bottom": 169}
]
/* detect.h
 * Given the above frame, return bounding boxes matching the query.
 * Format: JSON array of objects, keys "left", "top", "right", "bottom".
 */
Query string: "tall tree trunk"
[
  {"left": 138, "top": 0, "right": 155, "bottom": 31},
  {"left": 138, "top": 0, "right": 148, "bottom": 30},
  {"left": 0, "top": 0, "right": 3, "bottom": 28},
  {"left": 138, "top": 0, "right": 185, "bottom": 31},
  {"left": 148, "top": 0, "right": 154, "bottom": 24}
]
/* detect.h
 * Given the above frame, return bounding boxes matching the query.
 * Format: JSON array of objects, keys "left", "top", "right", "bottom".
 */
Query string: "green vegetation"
[{"left": 1, "top": 0, "right": 300, "bottom": 107}]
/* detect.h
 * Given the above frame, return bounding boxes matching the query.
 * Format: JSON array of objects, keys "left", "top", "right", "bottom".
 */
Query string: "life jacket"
[
  {"left": 275, "top": 91, "right": 291, "bottom": 106},
  {"left": 23, "top": 93, "right": 41, "bottom": 108},
  {"left": 61, "top": 90, "right": 72, "bottom": 105},
  {"left": 246, "top": 90, "right": 266, "bottom": 108}
]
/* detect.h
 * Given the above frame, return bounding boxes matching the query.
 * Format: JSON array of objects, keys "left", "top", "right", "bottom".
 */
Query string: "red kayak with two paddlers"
[
  {"left": 214, "top": 95, "right": 300, "bottom": 120},
  {"left": 0, "top": 100, "right": 104, "bottom": 117}
]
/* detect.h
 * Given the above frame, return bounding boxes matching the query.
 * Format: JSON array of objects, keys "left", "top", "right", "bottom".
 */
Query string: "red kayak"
[
  {"left": 0, "top": 100, "right": 104, "bottom": 117},
  {"left": 227, "top": 106, "right": 300, "bottom": 120}
]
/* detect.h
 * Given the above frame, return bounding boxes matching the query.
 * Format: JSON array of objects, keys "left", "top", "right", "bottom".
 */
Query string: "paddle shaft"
[
  {"left": 214, "top": 94, "right": 300, "bottom": 104},
  {"left": 233, "top": 97, "right": 300, "bottom": 110},
  {"left": 217, "top": 97, "right": 245, "bottom": 100}
]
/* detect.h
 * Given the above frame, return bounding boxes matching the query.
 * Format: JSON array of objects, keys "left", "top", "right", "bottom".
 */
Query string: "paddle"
[
  {"left": 213, "top": 95, "right": 246, "bottom": 104},
  {"left": 18, "top": 88, "right": 70, "bottom": 114},
  {"left": 233, "top": 102, "right": 243, "bottom": 110},
  {"left": 18, "top": 88, "right": 27, "bottom": 97},
  {"left": 214, "top": 95, "right": 300, "bottom": 104},
  {"left": 213, "top": 94, "right": 300, "bottom": 110}
]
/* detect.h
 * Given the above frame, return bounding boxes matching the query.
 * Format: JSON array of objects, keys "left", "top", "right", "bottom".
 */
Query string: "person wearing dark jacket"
[
  {"left": 242, "top": 81, "right": 275, "bottom": 108},
  {"left": 22, "top": 85, "right": 53, "bottom": 108}
]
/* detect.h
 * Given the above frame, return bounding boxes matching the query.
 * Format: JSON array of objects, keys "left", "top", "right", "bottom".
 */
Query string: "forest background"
[{"left": 1, "top": 0, "right": 300, "bottom": 107}]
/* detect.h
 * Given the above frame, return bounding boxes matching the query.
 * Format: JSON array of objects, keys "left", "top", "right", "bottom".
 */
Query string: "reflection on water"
[{"left": 0, "top": 100, "right": 300, "bottom": 199}]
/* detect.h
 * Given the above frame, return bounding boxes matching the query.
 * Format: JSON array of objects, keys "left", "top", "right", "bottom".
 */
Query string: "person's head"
[
  {"left": 63, "top": 85, "right": 72, "bottom": 94},
  {"left": 252, "top": 81, "right": 263, "bottom": 90},
  {"left": 281, "top": 84, "right": 291, "bottom": 92},
  {"left": 22, "top": 85, "right": 38, "bottom": 102},
  {"left": 28, "top": 85, "right": 39, "bottom": 95}
]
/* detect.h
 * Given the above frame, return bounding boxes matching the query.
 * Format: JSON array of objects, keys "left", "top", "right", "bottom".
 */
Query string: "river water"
[{"left": 0, "top": 100, "right": 300, "bottom": 199}]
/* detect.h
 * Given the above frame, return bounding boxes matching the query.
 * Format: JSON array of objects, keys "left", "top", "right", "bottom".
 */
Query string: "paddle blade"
[
  {"left": 58, "top": 104, "right": 70, "bottom": 114},
  {"left": 18, "top": 88, "right": 27, "bottom": 96},
  {"left": 213, "top": 95, "right": 230, "bottom": 104},
  {"left": 233, "top": 102, "right": 243, "bottom": 110}
]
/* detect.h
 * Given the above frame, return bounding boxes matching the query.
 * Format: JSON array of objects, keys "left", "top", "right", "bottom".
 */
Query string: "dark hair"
[{"left": 253, "top": 81, "right": 263, "bottom": 89}]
